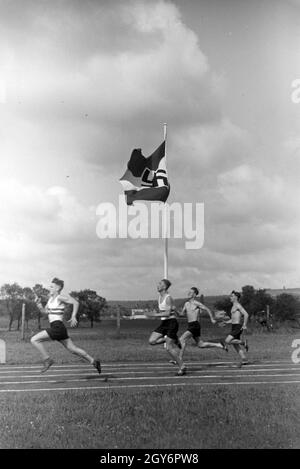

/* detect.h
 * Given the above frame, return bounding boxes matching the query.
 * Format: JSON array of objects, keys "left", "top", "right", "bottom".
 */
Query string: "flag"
[{"left": 120, "top": 141, "right": 170, "bottom": 205}]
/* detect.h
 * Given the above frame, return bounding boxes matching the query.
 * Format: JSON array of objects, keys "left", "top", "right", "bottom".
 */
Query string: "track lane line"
[{"left": 1, "top": 380, "right": 300, "bottom": 393}]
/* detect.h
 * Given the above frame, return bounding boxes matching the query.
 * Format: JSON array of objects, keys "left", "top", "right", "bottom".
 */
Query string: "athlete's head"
[
  {"left": 230, "top": 290, "right": 241, "bottom": 302},
  {"left": 157, "top": 279, "right": 172, "bottom": 292},
  {"left": 50, "top": 277, "right": 64, "bottom": 294},
  {"left": 188, "top": 287, "right": 199, "bottom": 298}
]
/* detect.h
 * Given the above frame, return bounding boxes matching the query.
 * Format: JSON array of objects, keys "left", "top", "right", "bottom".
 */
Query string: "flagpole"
[{"left": 163, "top": 123, "right": 168, "bottom": 279}]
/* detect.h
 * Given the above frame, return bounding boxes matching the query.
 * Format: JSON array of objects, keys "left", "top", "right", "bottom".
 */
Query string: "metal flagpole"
[{"left": 163, "top": 123, "right": 168, "bottom": 279}]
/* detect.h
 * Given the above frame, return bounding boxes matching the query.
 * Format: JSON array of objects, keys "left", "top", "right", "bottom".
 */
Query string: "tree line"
[{"left": 214, "top": 285, "right": 300, "bottom": 324}]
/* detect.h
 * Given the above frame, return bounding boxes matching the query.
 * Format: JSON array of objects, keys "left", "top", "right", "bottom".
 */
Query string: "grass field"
[{"left": 0, "top": 316, "right": 300, "bottom": 449}]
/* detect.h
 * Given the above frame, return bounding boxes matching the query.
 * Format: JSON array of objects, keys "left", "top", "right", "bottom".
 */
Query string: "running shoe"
[
  {"left": 176, "top": 367, "right": 187, "bottom": 376},
  {"left": 237, "top": 360, "right": 249, "bottom": 368},
  {"left": 40, "top": 358, "right": 54, "bottom": 374},
  {"left": 93, "top": 358, "right": 102, "bottom": 374}
]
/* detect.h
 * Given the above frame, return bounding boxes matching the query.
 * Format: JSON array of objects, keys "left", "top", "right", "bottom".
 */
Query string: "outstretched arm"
[
  {"left": 34, "top": 294, "right": 48, "bottom": 315},
  {"left": 196, "top": 302, "right": 216, "bottom": 324}
]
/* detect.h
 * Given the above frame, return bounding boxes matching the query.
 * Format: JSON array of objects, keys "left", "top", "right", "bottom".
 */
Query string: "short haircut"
[
  {"left": 162, "top": 279, "right": 171, "bottom": 290},
  {"left": 191, "top": 287, "right": 199, "bottom": 296},
  {"left": 231, "top": 290, "right": 241, "bottom": 300},
  {"left": 52, "top": 278, "right": 64, "bottom": 291}
]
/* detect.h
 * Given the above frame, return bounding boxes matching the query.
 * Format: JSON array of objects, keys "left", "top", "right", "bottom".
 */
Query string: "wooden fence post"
[
  {"left": 0, "top": 339, "right": 6, "bottom": 364},
  {"left": 21, "top": 302, "right": 26, "bottom": 340}
]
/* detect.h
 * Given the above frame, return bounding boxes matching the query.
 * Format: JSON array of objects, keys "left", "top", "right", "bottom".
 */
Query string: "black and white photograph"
[{"left": 0, "top": 0, "right": 300, "bottom": 456}]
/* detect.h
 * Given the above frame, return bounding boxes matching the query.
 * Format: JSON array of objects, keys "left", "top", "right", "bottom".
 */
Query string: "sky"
[{"left": 0, "top": 0, "right": 299, "bottom": 300}]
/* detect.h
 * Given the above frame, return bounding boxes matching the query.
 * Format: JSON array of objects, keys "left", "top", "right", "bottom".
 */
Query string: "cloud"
[
  {"left": 212, "top": 164, "right": 300, "bottom": 225},
  {"left": 0, "top": 1, "right": 299, "bottom": 298},
  {"left": 1, "top": 1, "right": 221, "bottom": 130},
  {"left": 170, "top": 118, "right": 251, "bottom": 180},
  {"left": 0, "top": 179, "right": 96, "bottom": 251}
]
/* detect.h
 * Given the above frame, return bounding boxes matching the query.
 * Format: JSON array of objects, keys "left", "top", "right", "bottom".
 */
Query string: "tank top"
[
  {"left": 158, "top": 294, "right": 174, "bottom": 320},
  {"left": 46, "top": 296, "right": 65, "bottom": 323}
]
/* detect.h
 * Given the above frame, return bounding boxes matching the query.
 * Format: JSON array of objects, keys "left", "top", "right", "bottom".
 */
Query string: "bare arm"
[
  {"left": 179, "top": 303, "right": 187, "bottom": 317},
  {"left": 196, "top": 302, "right": 216, "bottom": 324},
  {"left": 223, "top": 317, "right": 232, "bottom": 324},
  {"left": 34, "top": 295, "right": 48, "bottom": 316},
  {"left": 239, "top": 305, "right": 249, "bottom": 328},
  {"left": 58, "top": 294, "right": 79, "bottom": 327}
]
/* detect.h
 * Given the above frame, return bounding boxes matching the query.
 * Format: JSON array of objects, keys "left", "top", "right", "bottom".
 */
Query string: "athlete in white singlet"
[
  {"left": 148, "top": 279, "right": 186, "bottom": 375},
  {"left": 31, "top": 277, "right": 101, "bottom": 374}
]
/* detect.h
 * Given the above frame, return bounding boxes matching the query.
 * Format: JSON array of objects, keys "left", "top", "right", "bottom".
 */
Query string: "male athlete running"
[
  {"left": 31, "top": 277, "right": 101, "bottom": 374},
  {"left": 222, "top": 290, "right": 249, "bottom": 367},
  {"left": 148, "top": 279, "right": 186, "bottom": 376},
  {"left": 178, "top": 287, "right": 227, "bottom": 363}
]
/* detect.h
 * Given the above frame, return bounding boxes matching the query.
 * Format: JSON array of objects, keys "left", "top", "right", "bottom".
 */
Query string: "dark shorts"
[
  {"left": 187, "top": 321, "right": 201, "bottom": 340},
  {"left": 230, "top": 324, "right": 243, "bottom": 340},
  {"left": 46, "top": 321, "right": 69, "bottom": 341},
  {"left": 154, "top": 318, "right": 179, "bottom": 341}
]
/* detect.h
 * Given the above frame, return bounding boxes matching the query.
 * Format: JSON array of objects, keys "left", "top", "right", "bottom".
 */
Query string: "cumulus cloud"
[
  {"left": 0, "top": 179, "right": 96, "bottom": 252},
  {"left": 0, "top": 0, "right": 298, "bottom": 298}
]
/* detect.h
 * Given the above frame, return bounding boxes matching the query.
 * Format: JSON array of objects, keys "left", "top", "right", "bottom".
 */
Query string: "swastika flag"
[{"left": 119, "top": 141, "right": 170, "bottom": 205}]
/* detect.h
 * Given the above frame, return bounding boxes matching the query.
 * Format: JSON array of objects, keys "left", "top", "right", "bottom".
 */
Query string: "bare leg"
[
  {"left": 166, "top": 337, "right": 184, "bottom": 370},
  {"left": 60, "top": 338, "right": 94, "bottom": 364},
  {"left": 225, "top": 335, "right": 247, "bottom": 349},
  {"left": 149, "top": 332, "right": 165, "bottom": 345},
  {"left": 233, "top": 344, "right": 247, "bottom": 361},
  {"left": 31, "top": 330, "right": 52, "bottom": 360},
  {"left": 198, "top": 339, "right": 224, "bottom": 349},
  {"left": 179, "top": 331, "right": 192, "bottom": 361}
]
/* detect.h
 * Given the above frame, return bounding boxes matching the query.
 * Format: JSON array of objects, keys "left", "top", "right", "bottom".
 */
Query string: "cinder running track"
[{"left": 0, "top": 359, "right": 299, "bottom": 393}]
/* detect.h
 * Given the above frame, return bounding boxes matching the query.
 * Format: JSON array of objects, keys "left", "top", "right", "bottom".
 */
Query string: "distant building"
[{"left": 128, "top": 308, "right": 157, "bottom": 319}]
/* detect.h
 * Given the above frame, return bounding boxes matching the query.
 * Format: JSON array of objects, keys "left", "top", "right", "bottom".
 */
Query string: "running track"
[{"left": 0, "top": 359, "right": 300, "bottom": 393}]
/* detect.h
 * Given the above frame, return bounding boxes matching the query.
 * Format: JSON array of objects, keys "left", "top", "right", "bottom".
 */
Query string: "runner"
[
  {"left": 31, "top": 277, "right": 102, "bottom": 374},
  {"left": 148, "top": 279, "right": 186, "bottom": 376},
  {"left": 222, "top": 290, "right": 249, "bottom": 367},
  {"left": 178, "top": 287, "right": 227, "bottom": 363}
]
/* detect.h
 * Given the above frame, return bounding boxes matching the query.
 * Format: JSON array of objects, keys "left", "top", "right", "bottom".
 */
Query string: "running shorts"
[
  {"left": 154, "top": 318, "right": 179, "bottom": 341},
  {"left": 46, "top": 320, "right": 69, "bottom": 341},
  {"left": 230, "top": 324, "right": 243, "bottom": 340},
  {"left": 187, "top": 321, "right": 201, "bottom": 340}
]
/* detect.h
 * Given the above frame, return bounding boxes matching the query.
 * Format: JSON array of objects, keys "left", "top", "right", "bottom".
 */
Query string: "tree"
[
  {"left": 32, "top": 284, "right": 50, "bottom": 329},
  {"left": 70, "top": 290, "right": 107, "bottom": 328},
  {"left": 273, "top": 294, "right": 300, "bottom": 322},
  {"left": 240, "top": 285, "right": 256, "bottom": 316},
  {"left": 0, "top": 283, "right": 24, "bottom": 330},
  {"left": 117, "top": 304, "right": 131, "bottom": 318},
  {"left": 214, "top": 297, "right": 232, "bottom": 315}
]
